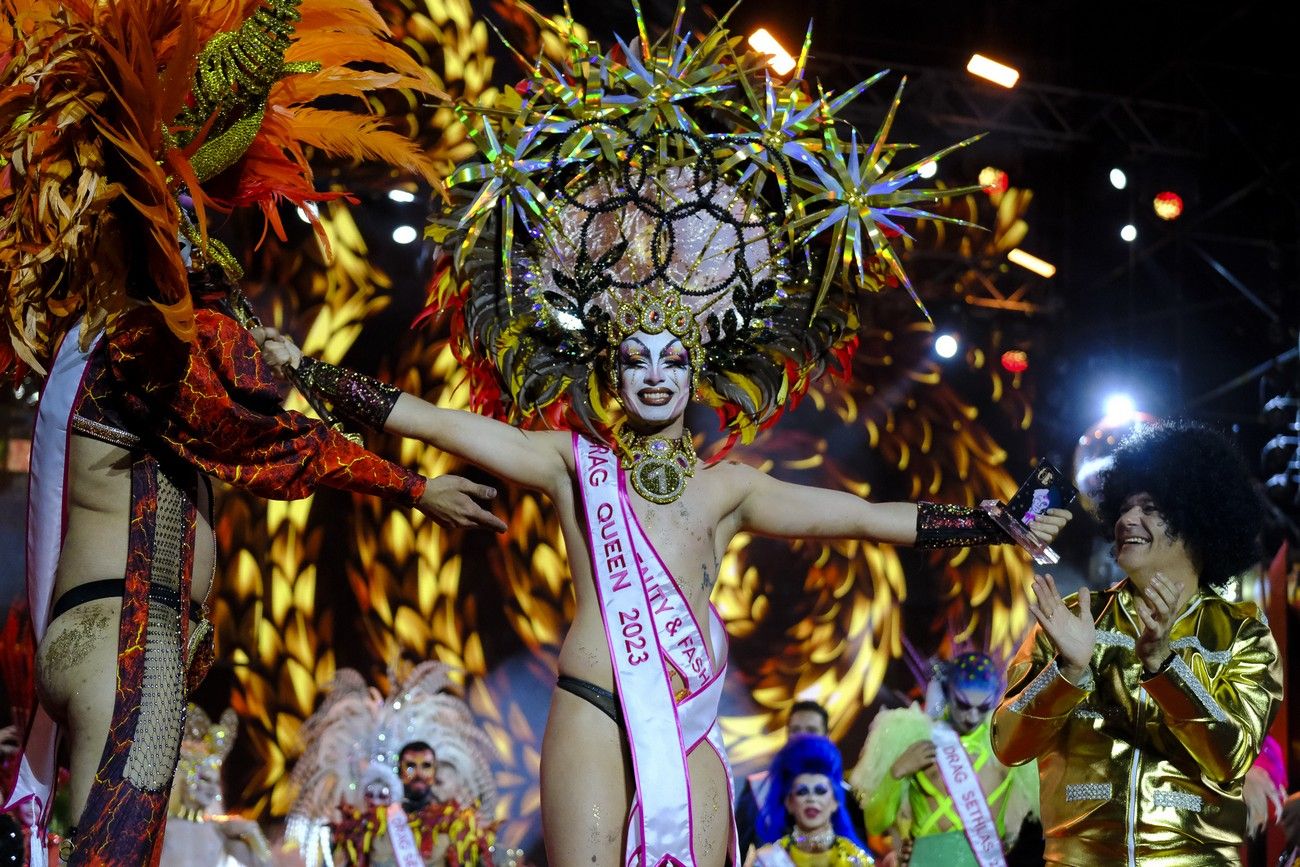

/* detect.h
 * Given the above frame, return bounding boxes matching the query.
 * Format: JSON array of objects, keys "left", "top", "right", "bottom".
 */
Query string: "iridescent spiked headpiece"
[{"left": 432, "top": 1, "right": 984, "bottom": 448}]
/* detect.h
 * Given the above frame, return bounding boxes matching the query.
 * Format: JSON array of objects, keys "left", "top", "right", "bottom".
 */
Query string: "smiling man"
[
  {"left": 853, "top": 653, "right": 1039, "bottom": 866},
  {"left": 992, "top": 422, "right": 1283, "bottom": 866}
]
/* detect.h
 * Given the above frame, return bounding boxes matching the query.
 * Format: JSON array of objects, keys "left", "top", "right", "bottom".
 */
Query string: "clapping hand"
[
  {"left": 1028, "top": 573, "right": 1094, "bottom": 683},
  {"left": 1134, "top": 572, "right": 1183, "bottom": 674}
]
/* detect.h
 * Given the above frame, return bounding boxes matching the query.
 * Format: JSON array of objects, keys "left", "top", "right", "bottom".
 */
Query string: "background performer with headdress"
[
  {"left": 992, "top": 422, "right": 1282, "bottom": 865},
  {"left": 261, "top": 4, "right": 1072, "bottom": 866},
  {"left": 0, "top": 1, "right": 505, "bottom": 863},
  {"left": 852, "top": 652, "right": 1038, "bottom": 866}
]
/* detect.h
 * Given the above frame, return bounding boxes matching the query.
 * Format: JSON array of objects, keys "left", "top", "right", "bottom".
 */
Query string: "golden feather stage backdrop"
[{"left": 205, "top": 0, "right": 1052, "bottom": 851}]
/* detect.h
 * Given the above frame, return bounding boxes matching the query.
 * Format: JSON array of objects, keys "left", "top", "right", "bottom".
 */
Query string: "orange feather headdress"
[{"left": 0, "top": 0, "right": 444, "bottom": 378}]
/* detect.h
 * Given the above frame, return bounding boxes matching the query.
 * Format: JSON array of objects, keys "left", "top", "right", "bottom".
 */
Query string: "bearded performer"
[
  {"left": 260, "top": 6, "right": 1072, "bottom": 867},
  {"left": 992, "top": 422, "right": 1283, "bottom": 866},
  {"left": 284, "top": 663, "right": 498, "bottom": 867},
  {"left": 851, "top": 653, "right": 1038, "bottom": 866},
  {"left": 0, "top": 2, "right": 506, "bottom": 864}
]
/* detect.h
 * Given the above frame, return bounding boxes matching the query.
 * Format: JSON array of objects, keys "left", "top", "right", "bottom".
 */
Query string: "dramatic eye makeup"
[
  {"left": 660, "top": 341, "right": 689, "bottom": 368},
  {"left": 619, "top": 341, "right": 650, "bottom": 368},
  {"left": 794, "top": 783, "right": 831, "bottom": 797}
]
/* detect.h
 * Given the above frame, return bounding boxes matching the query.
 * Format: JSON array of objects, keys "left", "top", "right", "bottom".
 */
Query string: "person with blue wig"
[{"left": 752, "top": 736, "right": 874, "bottom": 867}]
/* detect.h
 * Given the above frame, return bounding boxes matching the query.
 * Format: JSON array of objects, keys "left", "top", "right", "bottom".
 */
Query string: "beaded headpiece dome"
[{"left": 430, "top": 1, "right": 984, "bottom": 449}]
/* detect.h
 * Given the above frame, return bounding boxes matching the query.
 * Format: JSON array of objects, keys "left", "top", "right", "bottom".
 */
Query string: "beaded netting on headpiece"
[{"left": 429, "top": 0, "right": 984, "bottom": 451}]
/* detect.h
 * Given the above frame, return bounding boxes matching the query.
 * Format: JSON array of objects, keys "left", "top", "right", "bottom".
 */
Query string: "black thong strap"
[
  {"left": 556, "top": 674, "right": 624, "bottom": 729},
  {"left": 51, "top": 578, "right": 202, "bottom": 623}
]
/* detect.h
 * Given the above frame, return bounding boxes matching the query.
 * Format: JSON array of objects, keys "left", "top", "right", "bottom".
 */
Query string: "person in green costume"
[{"left": 851, "top": 653, "right": 1037, "bottom": 866}]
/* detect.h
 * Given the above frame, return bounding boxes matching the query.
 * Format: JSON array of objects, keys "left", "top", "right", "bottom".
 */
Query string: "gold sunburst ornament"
[{"left": 619, "top": 427, "right": 697, "bottom": 504}]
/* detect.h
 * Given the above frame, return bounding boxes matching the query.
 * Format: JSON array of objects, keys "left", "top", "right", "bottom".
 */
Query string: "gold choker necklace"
[
  {"left": 618, "top": 428, "right": 696, "bottom": 504},
  {"left": 791, "top": 827, "right": 835, "bottom": 853}
]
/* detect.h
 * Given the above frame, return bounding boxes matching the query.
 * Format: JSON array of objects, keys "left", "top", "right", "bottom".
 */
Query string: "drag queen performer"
[
  {"left": 263, "top": 6, "right": 1072, "bottom": 867},
  {"left": 0, "top": 2, "right": 503, "bottom": 864}
]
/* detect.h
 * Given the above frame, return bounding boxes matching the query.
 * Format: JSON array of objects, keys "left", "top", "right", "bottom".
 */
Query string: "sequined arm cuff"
[
  {"left": 914, "top": 502, "right": 1010, "bottom": 549},
  {"left": 296, "top": 356, "right": 402, "bottom": 431},
  {"left": 1006, "top": 659, "right": 1093, "bottom": 717},
  {"left": 1142, "top": 656, "right": 1229, "bottom": 723}
]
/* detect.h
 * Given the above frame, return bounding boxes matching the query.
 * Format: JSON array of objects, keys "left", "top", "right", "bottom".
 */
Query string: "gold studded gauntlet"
[
  {"left": 914, "top": 501, "right": 1010, "bottom": 548},
  {"left": 295, "top": 356, "right": 403, "bottom": 431}
]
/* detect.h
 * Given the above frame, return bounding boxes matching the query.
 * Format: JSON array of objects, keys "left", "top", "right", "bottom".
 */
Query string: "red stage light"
[
  {"left": 1000, "top": 350, "right": 1029, "bottom": 373},
  {"left": 1153, "top": 191, "right": 1183, "bottom": 221},
  {"left": 979, "top": 166, "right": 1009, "bottom": 194}
]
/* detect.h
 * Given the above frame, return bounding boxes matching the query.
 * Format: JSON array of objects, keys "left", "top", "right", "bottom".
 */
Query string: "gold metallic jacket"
[{"left": 991, "top": 581, "right": 1282, "bottom": 866}]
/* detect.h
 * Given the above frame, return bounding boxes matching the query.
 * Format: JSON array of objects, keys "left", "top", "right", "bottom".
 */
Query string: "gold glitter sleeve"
[{"left": 1141, "top": 611, "right": 1282, "bottom": 785}]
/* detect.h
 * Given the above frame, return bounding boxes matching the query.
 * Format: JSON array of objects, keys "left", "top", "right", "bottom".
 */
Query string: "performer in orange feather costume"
[{"left": 0, "top": 2, "right": 504, "bottom": 864}]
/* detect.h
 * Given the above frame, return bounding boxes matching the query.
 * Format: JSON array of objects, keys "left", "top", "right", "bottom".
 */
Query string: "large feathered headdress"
[
  {"left": 0, "top": 0, "right": 443, "bottom": 379},
  {"left": 428, "top": 1, "right": 984, "bottom": 450}
]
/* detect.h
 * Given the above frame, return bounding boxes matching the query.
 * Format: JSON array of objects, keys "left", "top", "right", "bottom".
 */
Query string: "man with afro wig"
[{"left": 992, "top": 421, "right": 1282, "bottom": 866}]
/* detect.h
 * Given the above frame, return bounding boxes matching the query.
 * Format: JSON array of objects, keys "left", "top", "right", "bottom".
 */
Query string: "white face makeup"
[
  {"left": 618, "top": 330, "right": 692, "bottom": 427},
  {"left": 945, "top": 682, "right": 999, "bottom": 734},
  {"left": 784, "top": 772, "right": 837, "bottom": 835},
  {"left": 1113, "top": 492, "right": 1195, "bottom": 587}
]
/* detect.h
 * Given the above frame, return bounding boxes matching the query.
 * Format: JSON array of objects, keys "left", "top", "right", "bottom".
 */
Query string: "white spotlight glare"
[
  {"left": 1109, "top": 168, "right": 1127, "bottom": 190},
  {"left": 388, "top": 189, "right": 417, "bottom": 204},
  {"left": 935, "top": 333, "right": 960, "bottom": 359},
  {"left": 392, "top": 224, "right": 419, "bottom": 245},
  {"left": 966, "top": 54, "right": 1020, "bottom": 88},
  {"left": 748, "top": 29, "right": 796, "bottom": 75},
  {"left": 295, "top": 204, "right": 317, "bottom": 224},
  {"left": 1120, "top": 224, "right": 1137, "bottom": 243},
  {"left": 917, "top": 160, "right": 938, "bottom": 179},
  {"left": 1103, "top": 393, "right": 1137, "bottom": 422}
]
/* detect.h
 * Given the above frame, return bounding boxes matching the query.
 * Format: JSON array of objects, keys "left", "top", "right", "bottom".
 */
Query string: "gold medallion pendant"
[{"left": 620, "top": 429, "right": 697, "bottom": 504}]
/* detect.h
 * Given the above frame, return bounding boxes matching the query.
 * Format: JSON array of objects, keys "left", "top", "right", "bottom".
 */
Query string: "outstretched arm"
[
  {"left": 261, "top": 330, "right": 570, "bottom": 496},
  {"left": 728, "top": 462, "right": 1070, "bottom": 546},
  {"left": 111, "top": 307, "right": 505, "bottom": 531}
]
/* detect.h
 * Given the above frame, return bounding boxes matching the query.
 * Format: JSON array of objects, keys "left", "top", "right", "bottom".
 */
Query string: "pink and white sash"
[
  {"left": 386, "top": 803, "right": 424, "bottom": 867},
  {"left": 573, "top": 435, "right": 737, "bottom": 867},
  {"left": 5, "top": 325, "right": 100, "bottom": 867},
  {"left": 931, "top": 723, "right": 1006, "bottom": 867}
]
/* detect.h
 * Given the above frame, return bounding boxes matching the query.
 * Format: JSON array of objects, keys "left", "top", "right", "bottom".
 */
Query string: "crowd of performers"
[{"left": 0, "top": 0, "right": 1289, "bottom": 866}]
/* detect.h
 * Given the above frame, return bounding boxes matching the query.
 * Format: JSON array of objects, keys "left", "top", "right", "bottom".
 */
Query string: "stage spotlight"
[
  {"left": 295, "top": 204, "right": 317, "bottom": 223},
  {"left": 1109, "top": 168, "right": 1127, "bottom": 190},
  {"left": 979, "top": 166, "right": 1009, "bottom": 194},
  {"left": 748, "top": 29, "right": 796, "bottom": 75},
  {"left": 1120, "top": 224, "right": 1137, "bottom": 242},
  {"left": 392, "top": 225, "right": 419, "bottom": 244},
  {"left": 935, "top": 333, "right": 960, "bottom": 359},
  {"left": 1103, "top": 393, "right": 1137, "bottom": 422},
  {"left": 967, "top": 54, "right": 1019, "bottom": 88},
  {"left": 1153, "top": 191, "right": 1183, "bottom": 221},
  {"left": 1007, "top": 248, "right": 1056, "bottom": 278},
  {"left": 388, "top": 189, "right": 417, "bottom": 204},
  {"left": 917, "top": 160, "right": 938, "bottom": 179}
]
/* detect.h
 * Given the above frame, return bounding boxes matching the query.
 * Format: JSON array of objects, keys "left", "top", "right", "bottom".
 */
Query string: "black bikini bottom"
[
  {"left": 556, "top": 675, "right": 624, "bottom": 729},
  {"left": 51, "top": 578, "right": 202, "bottom": 623}
]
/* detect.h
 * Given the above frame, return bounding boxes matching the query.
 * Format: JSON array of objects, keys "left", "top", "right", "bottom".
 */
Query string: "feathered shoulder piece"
[
  {"left": 428, "top": 0, "right": 984, "bottom": 450},
  {"left": 0, "top": 0, "right": 443, "bottom": 380},
  {"left": 849, "top": 703, "right": 933, "bottom": 797}
]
